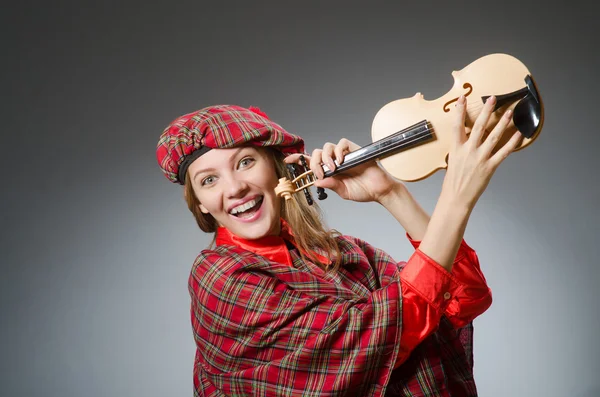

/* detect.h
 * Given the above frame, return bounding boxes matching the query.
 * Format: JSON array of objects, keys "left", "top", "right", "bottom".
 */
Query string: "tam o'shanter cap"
[{"left": 156, "top": 105, "right": 305, "bottom": 184}]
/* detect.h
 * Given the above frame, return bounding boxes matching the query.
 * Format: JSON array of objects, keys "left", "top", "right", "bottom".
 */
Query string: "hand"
[
  {"left": 284, "top": 138, "right": 404, "bottom": 203},
  {"left": 441, "top": 94, "right": 523, "bottom": 210}
]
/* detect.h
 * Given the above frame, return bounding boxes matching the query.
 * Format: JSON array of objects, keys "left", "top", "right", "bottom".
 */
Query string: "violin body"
[{"left": 371, "top": 53, "right": 544, "bottom": 182}]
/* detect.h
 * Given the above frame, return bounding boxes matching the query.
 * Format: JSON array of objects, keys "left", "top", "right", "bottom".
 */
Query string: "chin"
[
  {"left": 243, "top": 220, "right": 279, "bottom": 240},
  {"left": 224, "top": 214, "right": 279, "bottom": 241}
]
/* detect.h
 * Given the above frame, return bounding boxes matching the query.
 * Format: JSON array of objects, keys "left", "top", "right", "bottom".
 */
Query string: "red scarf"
[{"left": 215, "top": 218, "right": 331, "bottom": 266}]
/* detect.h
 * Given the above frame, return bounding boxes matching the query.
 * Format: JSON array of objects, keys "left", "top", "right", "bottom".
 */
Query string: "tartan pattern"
[
  {"left": 188, "top": 234, "right": 479, "bottom": 396},
  {"left": 156, "top": 105, "right": 305, "bottom": 184},
  {"left": 189, "top": 236, "right": 402, "bottom": 396},
  {"left": 384, "top": 317, "right": 477, "bottom": 396}
]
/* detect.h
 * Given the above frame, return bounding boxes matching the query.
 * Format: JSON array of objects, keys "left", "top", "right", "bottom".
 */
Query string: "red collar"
[{"left": 215, "top": 219, "right": 330, "bottom": 267}]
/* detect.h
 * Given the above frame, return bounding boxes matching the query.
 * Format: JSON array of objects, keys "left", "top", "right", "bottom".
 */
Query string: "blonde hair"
[{"left": 183, "top": 147, "right": 342, "bottom": 271}]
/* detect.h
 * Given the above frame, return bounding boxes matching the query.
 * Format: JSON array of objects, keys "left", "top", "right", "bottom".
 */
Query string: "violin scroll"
[{"left": 275, "top": 156, "right": 328, "bottom": 205}]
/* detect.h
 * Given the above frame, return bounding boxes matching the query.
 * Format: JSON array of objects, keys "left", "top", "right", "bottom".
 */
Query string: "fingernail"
[
  {"left": 505, "top": 109, "right": 512, "bottom": 117},
  {"left": 487, "top": 95, "right": 496, "bottom": 104},
  {"left": 458, "top": 95, "right": 465, "bottom": 104}
]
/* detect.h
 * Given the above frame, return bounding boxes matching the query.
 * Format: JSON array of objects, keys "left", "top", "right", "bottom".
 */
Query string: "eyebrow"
[{"left": 192, "top": 147, "right": 247, "bottom": 182}]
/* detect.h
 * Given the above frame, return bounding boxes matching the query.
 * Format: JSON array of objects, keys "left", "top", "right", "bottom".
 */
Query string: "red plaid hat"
[{"left": 156, "top": 105, "right": 305, "bottom": 184}]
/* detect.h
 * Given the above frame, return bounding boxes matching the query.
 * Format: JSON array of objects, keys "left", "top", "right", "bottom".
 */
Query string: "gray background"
[{"left": 2, "top": 1, "right": 598, "bottom": 396}]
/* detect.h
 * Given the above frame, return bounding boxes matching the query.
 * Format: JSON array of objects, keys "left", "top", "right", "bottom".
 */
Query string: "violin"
[{"left": 275, "top": 53, "right": 544, "bottom": 203}]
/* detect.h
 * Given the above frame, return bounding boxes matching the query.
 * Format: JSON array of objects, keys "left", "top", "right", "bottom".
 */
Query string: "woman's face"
[{"left": 188, "top": 146, "right": 282, "bottom": 240}]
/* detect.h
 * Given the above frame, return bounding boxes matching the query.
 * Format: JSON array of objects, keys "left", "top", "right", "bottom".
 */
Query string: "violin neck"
[{"left": 322, "top": 120, "right": 434, "bottom": 177}]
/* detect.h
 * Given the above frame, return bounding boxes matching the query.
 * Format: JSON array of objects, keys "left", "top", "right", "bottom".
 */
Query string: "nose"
[{"left": 224, "top": 173, "right": 249, "bottom": 198}]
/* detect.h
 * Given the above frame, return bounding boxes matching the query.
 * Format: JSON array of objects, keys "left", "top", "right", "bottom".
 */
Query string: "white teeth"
[{"left": 230, "top": 197, "right": 263, "bottom": 215}]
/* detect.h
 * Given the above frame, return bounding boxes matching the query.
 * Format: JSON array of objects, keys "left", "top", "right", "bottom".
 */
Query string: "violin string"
[
  {"left": 372, "top": 124, "right": 431, "bottom": 156},
  {"left": 326, "top": 124, "right": 431, "bottom": 177},
  {"left": 368, "top": 123, "right": 429, "bottom": 153},
  {"left": 292, "top": 125, "right": 434, "bottom": 190}
]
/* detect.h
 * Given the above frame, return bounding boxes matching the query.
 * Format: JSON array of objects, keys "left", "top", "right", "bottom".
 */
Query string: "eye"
[
  {"left": 238, "top": 157, "right": 255, "bottom": 168},
  {"left": 201, "top": 176, "right": 216, "bottom": 186}
]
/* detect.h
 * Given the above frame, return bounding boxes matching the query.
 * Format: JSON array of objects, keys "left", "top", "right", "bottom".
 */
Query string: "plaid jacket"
[{"left": 188, "top": 222, "right": 491, "bottom": 396}]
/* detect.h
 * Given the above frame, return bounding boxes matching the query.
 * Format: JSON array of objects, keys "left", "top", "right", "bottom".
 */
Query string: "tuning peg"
[{"left": 317, "top": 187, "right": 327, "bottom": 200}]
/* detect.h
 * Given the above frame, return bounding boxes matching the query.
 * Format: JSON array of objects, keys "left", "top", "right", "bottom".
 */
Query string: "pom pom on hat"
[{"left": 248, "top": 106, "right": 271, "bottom": 120}]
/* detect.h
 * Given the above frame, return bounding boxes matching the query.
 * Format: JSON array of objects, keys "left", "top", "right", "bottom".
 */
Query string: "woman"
[{"left": 156, "top": 96, "right": 520, "bottom": 396}]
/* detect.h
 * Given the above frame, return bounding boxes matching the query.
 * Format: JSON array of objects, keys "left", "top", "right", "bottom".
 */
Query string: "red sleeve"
[{"left": 394, "top": 235, "right": 492, "bottom": 368}]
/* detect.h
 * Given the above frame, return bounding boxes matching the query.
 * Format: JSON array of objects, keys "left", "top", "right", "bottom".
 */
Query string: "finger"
[
  {"left": 334, "top": 138, "right": 357, "bottom": 165},
  {"left": 479, "top": 108, "right": 513, "bottom": 158},
  {"left": 310, "top": 148, "right": 325, "bottom": 179},
  {"left": 321, "top": 142, "right": 337, "bottom": 172},
  {"left": 453, "top": 95, "right": 468, "bottom": 148},
  {"left": 469, "top": 95, "right": 496, "bottom": 146},
  {"left": 284, "top": 153, "right": 307, "bottom": 164},
  {"left": 489, "top": 129, "right": 523, "bottom": 169},
  {"left": 314, "top": 174, "right": 344, "bottom": 192}
]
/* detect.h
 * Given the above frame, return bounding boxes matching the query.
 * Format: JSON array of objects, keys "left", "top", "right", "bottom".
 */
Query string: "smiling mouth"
[{"left": 229, "top": 196, "right": 264, "bottom": 219}]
